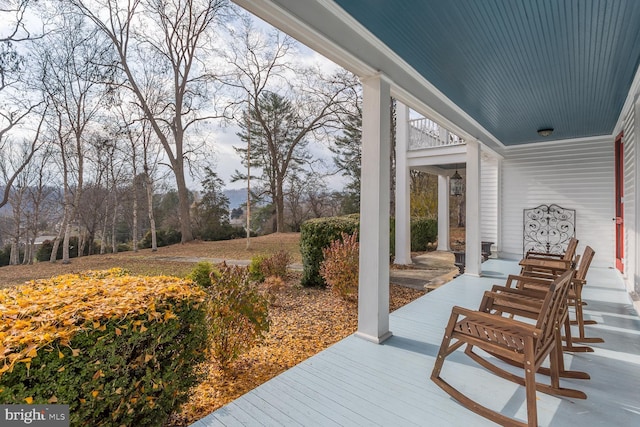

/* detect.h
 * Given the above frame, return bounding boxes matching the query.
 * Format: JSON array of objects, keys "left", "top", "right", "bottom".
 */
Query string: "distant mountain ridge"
[{"left": 224, "top": 188, "right": 247, "bottom": 210}]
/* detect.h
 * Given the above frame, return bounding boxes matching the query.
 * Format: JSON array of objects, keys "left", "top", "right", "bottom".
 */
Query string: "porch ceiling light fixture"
[
  {"left": 450, "top": 167, "right": 463, "bottom": 196},
  {"left": 537, "top": 127, "right": 554, "bottom": 137}
]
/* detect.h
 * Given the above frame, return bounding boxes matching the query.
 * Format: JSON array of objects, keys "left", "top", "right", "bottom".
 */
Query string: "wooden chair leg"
[
  {"left": 553, "top": 318, "right": 590, "bottom": 378},
  {"left": 534, "top": 343, "right": 587, "bottom": 400},
  {"left": 562, "top": 311, "right": 595, "bottom": 354},
  {"left": 523, "top": 339, "right": 538, "bottom": 427},
  {"left": 571, "top": 287, "right": 604, "bottom": 344}
]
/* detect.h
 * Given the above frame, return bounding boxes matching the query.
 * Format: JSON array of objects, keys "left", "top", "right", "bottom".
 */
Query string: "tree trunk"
[
  {"left": 174, "top": 164, "right": 193, "bottom": 242},
  {"left": 62, "top": 223, "right": 71, "bottom": 264},
  {"left": 275, "top": 188, "right": 285, "bottom": 233},
  {"left": 24, "top": 238, "right": 35, "bottom": 265},
  {"left": 132, "top": 186, "right": 138, "bottom": 252},
  {"left": 50, "top": 206, "right": 69, "bottom": 263},
  {"left": 50, "top": 234, "right": 61, "bottom": 263},
  {"left": 78, "top": 231, "right": 86, "bottom": 258},
  {"left": 112, "top": 195, "right": 118, "bottom": 254},
  {"left": 145, "top": 173, "right": 158, "bottom": 251},
  {"left": 100, "top": 202, "right": 108, "bottom": 255},
  {"left": 9, "top": 241, "right": 19, "bottom": 265}
]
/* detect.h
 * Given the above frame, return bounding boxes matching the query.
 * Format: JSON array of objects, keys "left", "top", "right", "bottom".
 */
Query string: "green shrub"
[
  {"left": 0, "top": 270, "right": 208, "bottom": 427},
  {"left": 139, "top": 229, "right": 182, "bottom": 249},
  {"left": 0, "top": 244, "right": 11, "bottom": 266},
  {"left": 261, "top": 250, "right": 291, "bottom": 279},
  {"left": 199, "top": 224, "right": 246, "bottom": 241},
  {"left": 410, "top": 217, "right": 438, "bottom": 251},
  {"left": 301, "top": 215, "right": 437, "bottom": 287},
  {"left": 208, "top": 263, "right": 270, "bottom": 370},
  {"left": 249, "top": 250, "right": 291, "bottom": 283},
  {"left": 320, "top": 232, "right": 359, "bottom": 302},
  {"left": 248, "top": 255, "right": 267, "bottom": 282},
  {"left": 187, "top": 261, "right": 220, "bottom": 288},
  {"left": 390, "top": 217, "right": 438, "bottom": 254},
  {"left": 299, "top": 214, "right": 359, "bottom": 287},
  {"left": 116, "top": 242, "right": 132, "bottom": 252}
]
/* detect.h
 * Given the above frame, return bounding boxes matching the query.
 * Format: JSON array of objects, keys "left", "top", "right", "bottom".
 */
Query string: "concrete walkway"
[
  {"left": 151, "top": 251, "right": 459, "bottom": 292},
  {"left": 389, "top": 251, "right": 459, "bottom": 291}
]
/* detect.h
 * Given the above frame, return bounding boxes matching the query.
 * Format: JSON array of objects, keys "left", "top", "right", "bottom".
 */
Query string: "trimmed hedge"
[
  {"left": 301, "top": 215, "right": 437, "bottom": 287},
  {"left": 300, "top": 214, "right": 359, "bottom": 287},
  {"left": 0, "top": 268, "right": 208, "bottom": 427}
]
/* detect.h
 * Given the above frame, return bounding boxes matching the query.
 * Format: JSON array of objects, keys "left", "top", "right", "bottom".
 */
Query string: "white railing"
[{"left": 409, "top": 117, "right": 465, "bottom": 150}]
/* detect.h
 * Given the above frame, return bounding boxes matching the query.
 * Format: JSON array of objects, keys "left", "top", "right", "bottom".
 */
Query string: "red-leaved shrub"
[{"left": 319, "top": 232, "right": 359, "bottom": 301}]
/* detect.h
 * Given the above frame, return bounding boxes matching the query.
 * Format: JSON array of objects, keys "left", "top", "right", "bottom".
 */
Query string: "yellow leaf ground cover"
[
  {"left": 0, "top": 268, "right": 205, "bottom": 377},
  {"left": 168, "top": 272, "right": 425, "bottom": 426}
]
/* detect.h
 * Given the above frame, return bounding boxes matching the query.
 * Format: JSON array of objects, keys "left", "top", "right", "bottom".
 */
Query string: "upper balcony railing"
[{"left": 409, "top": 117, "right": 465, "bottom": 150}]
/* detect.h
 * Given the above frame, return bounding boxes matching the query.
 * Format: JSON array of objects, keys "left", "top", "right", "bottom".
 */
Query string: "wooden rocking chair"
[
  {"left": 520, "top": 237, "right": 579, "bottom": 274},
  {"left": 479, "top": 275, "right": 590, "bottom": 380},
  {"left": 431, "top": 270, "right": 578, "bottom": 427},
  {"left": 525, "top": 236, "right": 578, "bottom": 261},
  {"left": 518, "top": 246, "right": 602, "bottom": 350}
]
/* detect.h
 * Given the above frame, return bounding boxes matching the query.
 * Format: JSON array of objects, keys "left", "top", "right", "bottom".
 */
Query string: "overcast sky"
[
  {"left": 207, "top": 15, "right": 348, "bottom": 191},
  {"left": 0, "top": 5, "right": 350, "bottom": 193}
]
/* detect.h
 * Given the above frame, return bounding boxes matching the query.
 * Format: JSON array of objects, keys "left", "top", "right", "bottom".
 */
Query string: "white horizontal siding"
[
  {"left": 500, "top": 138, "right": 614, "bottom": 268},
  {"left": 480, "top": 155, "right": 499, "bottom": 249},
  {"left": 623, "top": 104, "right": 636, "bottom": 289}
]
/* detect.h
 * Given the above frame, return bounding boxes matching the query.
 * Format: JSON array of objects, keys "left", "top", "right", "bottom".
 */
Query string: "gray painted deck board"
[{"left": 194, "top": 260, "right": 640, "bottom": 426}]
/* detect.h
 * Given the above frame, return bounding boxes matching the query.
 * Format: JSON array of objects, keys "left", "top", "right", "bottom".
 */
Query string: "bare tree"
[
  {"left": 0, "top": 0, "right": 49, "bottom": 208},
  {"left": 20, "top": 145, "right": 57, "bottom": 264},
  {"left": 227, "top": 19, "right": 359, "bottom": 232},
  {"left": 7, "top": 158, "right": 27, "bottom": 265},
  {"left": 3, "top": 138, "right": 53, "bottom": 265},
  {"left": 36, "top": 14, "right": 113, "bottom": 263},
  {"left": 0, "top": 0, "right": 43, "bottom": 43},
  {"left": 141, "top": 120, "right": 162, "bottom": 251},
  {"left": 70, "top": 0, "right": 230, "bottom": 243},
  {"left": 0, "top": 106, "right": 47, "bottom": 208}
]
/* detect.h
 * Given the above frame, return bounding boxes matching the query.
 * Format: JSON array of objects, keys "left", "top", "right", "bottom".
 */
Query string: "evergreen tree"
[
  {"left": 193, "top": 167, "right": 232, "bottom": 240},
  {"left": 330, "top": 107, "right": 361, "bottom": 214},
  {"left": 234, "top": 91, "right": 311, "bottom": 232}
]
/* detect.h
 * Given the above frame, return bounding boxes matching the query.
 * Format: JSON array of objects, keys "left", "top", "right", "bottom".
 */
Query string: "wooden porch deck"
[{"left": 192, "top": 260, "right": 640, "bottom": 426}]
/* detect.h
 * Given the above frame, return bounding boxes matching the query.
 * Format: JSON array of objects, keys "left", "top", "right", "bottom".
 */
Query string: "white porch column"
[
  {"left": 437, "top": 174, "right": 451, "bottom": 251},
  {"left": 465, "top": 139, "right": 482, "bottom": 276},
  {"left": 356, "top": 74, "right": 392, "bottom": 344},
  {"left": 394, "top": 102, "right": 412, "bottom": 265}
]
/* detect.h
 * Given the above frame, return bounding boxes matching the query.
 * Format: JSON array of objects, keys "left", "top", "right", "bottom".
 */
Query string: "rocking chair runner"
[{"left": 431, "top": 270, "right": 577, "bottom": 427}]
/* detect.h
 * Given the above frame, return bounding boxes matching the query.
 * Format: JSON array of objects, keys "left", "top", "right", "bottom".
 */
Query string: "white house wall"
[
  {"left": 623, "top": 102, "right": 637, "bottom": 293},
  {"left": 500, "top": 138, "right": 615, "bottom": 268},
  {"left": 480, "top": 154, "right": 499, "bottom": 249}
]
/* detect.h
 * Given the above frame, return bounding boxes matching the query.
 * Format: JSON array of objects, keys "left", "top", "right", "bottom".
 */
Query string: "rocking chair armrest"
[
  {"left": 489, "top": 285, "right": 547, "bottom": 300},
  {"left": 481, "top": 290, "right": 545, "bottom": 319},
  {"left": 520, "top": 270, "right": 557, "bottom": 281},
  {"left": 526, "top": 251, "right": 564, "bottom": 259},
  {"left": 505, "top": 274, "right": 554, "bottom": 289},
  {"left": 450, "top": 305, "right": 542, "bottom": 336},
  {"left": 519, "top": 258, "right": 572, "bottom": 270}
]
